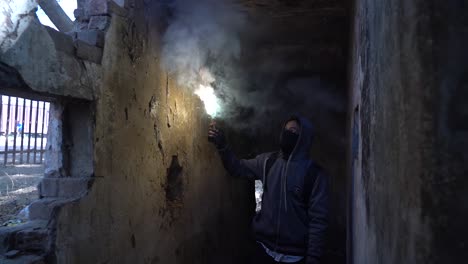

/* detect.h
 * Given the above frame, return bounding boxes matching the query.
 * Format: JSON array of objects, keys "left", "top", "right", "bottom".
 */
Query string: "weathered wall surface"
[
  {"left": 0, "top": 19, "right": 99, "bottom": 100},
  {"left": 349, "top": 0, "right": 468, "bottom": 263},
  {"left": 54, "top": 3, "right": 253, "bottom": 264}
]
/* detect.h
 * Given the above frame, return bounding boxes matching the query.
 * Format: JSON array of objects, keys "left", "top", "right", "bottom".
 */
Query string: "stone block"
[
  {"left": 0, "top": 21, "right": 95, "bottom": 100},
  {"left": 14, "top": 228, "right": 48, "bottom": 252},
  {"left": 57, "top": 178, "right": 91, "bottom": 198},
  {"left": 44, "top": 27, "right": 75, "bottom": 55},
  {"left": 38, "top": 178, "right": 58, "bottom": 198},
  {"left": 76, "top": 21, "right": 90, "bottom": 31},
  {"left": 74, "top": 39, "right": 103, "bottom": 64},
  {"left": 28, "top": 198, "right": 56, "bottom": 220},
  {"left": 77, "top": 30, "right": 105, "bottom": 47},
  {"left": 0, "top": 221, "right": 47, "bottom": 254},
  {"left": 88, "top": 15, "right": 111, "bottom": 31},
  {"left": 73, "top": 8, "right": 86, "bottom": 21},
  {"left": 87, "top": 0, "right": 109, "bottom": 16},
  {"left": 44, "top": 169, "right": 61, "bottom": 178},
  {"left": 38, "top": 178, "right": 92, "bottom": 199}
]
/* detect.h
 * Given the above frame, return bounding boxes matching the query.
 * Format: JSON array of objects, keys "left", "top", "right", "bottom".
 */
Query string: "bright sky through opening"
[{"left": 36, "top": 0, "right": 76, "bottom": 30}]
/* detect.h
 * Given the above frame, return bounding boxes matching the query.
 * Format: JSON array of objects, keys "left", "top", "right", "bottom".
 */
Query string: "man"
[{"left": 208, "top": 116, "right": 329, "bottom": 264}]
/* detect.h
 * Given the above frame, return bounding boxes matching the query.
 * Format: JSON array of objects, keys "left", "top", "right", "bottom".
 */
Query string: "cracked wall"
[
  {"left": 1, "top": 0, "right": 349, "bottom": 262},
  {"left": 0, "top": 0, "right": 37, "bottom": 52},
  {"left": 53, "top": 3, "right": 253, "bottom": 263}
]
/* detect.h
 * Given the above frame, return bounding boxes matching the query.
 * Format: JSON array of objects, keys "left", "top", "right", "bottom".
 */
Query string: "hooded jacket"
[{"left": 218, "top": 116, "right": 329, "bottom": 263}]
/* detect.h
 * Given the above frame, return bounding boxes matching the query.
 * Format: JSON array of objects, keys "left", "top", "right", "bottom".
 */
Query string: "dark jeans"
[{"left": 251, "top": 243, "right": 305, "bottom": 264}]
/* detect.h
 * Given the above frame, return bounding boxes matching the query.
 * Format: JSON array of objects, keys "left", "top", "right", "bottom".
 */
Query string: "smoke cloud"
[
  {"left": 160, "top": 0, "right": 346, "bottom": 134},
  {"left": 161, "top": 0, "right": 279, "bottom": 128},
  {"left": 161, "top": 0, "right": 245, "bottom": 94}
]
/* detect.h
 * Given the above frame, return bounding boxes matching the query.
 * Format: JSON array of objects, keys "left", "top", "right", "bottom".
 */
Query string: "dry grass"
[{"left": 0, "top": 164, "right": 43, "bottom": 224}]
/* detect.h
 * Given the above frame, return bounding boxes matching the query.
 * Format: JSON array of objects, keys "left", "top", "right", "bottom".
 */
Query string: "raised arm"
[
  {"left": 208, "top": 122, "right": 264, "bottom": 180},
  {"left": 217, "top": 147, "right": 264, "bottom": 180}
]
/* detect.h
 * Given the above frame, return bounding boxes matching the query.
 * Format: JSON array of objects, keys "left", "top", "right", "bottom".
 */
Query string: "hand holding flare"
[{"left": 208, "top": 120, "right": 226, "bottom": 149}]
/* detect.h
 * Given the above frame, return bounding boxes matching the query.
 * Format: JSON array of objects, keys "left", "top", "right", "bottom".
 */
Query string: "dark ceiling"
[{"left": 237, "top": 0, "right": 350, "bottom": 75}]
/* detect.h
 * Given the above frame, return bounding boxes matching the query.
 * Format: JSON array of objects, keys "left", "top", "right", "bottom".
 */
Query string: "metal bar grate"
[
  {"left": 20, "top": 98, "right": 26, "bottom": 163},
  {"left": 12, "top": 97, "right": 18, "bottom": 164},
  {"left": 1, "top": 95, "right": 50, "bottom": 165},
  {"left": 27, "top": 99, "right": 33, "bottom": 163},
  {"left": 4, "top": 96, "right": 11, "bottom": 166},
  {"left": 33, "top": 100, "right": 39, "bottom": 164},
  {"left": 40, "top": 101, "right": 46, "bottom": 162}
]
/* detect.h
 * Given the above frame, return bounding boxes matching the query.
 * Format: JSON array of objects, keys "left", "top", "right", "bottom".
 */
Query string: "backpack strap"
[{"left": 263, "top": 152, "right": 279, "bottom": 193}]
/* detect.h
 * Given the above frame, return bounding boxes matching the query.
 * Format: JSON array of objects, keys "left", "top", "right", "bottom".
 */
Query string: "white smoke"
[
  {"left": 160, "top": 0, "right": 346, "bottom": 131},
  {"left": 161, "top": 0, "right": 246, "bottom": 117}
]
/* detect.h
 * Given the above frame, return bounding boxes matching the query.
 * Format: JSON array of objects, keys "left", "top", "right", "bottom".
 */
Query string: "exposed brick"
[
  {"left": 88, "top": 15, "right": 110, "bottom": 31},
  {"left": 77, "top": 30, "right": 105, "bottom": 47},
  {"left": 38, "top": 178, "right": 58, "bottom": 198},
  {"left": 87, "top": 0, "right": 109, "bottom": 16},
  {"left": 44, "top": 27, "right": 75, "bottom": 55},
  {"left": 73, "top": 8, "right": 86, "bottom": 21},
  {"left": 74, "top": 39, "right": 103, "bottom": 64},
  {"left": 38, "top": 178, "right": 92, "bottom": 198},
  {"left": 57, "top": 178, "right": 91, "bottom": 198}
]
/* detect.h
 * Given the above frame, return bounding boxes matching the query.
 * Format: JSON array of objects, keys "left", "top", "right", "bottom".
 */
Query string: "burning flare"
[
  {"left": 194, "top": 68, "right": 221, "bottom": 117},
  {"left": 195, "top": 84, "right": 220, "bottom": 118}
]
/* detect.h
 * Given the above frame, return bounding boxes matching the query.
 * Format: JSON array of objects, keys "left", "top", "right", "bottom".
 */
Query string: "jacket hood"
[{"left": 279, "top": 115, "right": 314, "bottom": 161}]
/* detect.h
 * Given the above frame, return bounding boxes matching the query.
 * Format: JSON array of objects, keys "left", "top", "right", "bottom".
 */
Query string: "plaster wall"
[
  {"left": 349, "top": 0, "right": 468, "bottom": 263},
  {"left": 54, "top": 5, "right": 253, "bottom": 264}
]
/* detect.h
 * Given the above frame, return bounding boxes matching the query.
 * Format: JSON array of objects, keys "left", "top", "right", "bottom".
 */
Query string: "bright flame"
[{"left": 195, "top": 84, "right": 220, "bottom": 117}]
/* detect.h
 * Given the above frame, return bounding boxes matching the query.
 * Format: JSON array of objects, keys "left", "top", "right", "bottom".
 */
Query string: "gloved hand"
[{"left": 208, "top": 121, "right": 227, "bottom": 150}]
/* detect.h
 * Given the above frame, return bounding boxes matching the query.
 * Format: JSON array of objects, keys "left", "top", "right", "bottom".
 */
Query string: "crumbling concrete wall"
[
  {"left": 2, "top": 1, "right": 347, "bottom": 263},
  {"left": 0, "top": 19, "right": 99, "bottom": 100},
  {"left": 54, "top": 3, "right": 253, "bottom": 264},
  {"left": 0, "top": 2, "right": 101, "bottom": 261},
  {"left": 1, "top": 0, "right": 107, "bottom": 100},
  {"left": 349, "top": 0, "right": 468, "bottom": 263},
  {"left": 0, "top": 0, "right": 37, "bottom": 52}
]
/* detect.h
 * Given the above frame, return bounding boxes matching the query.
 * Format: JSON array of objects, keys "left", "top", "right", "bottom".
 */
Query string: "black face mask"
[{"left": 280, "top": 129, "right": 299, "bottom": 157}]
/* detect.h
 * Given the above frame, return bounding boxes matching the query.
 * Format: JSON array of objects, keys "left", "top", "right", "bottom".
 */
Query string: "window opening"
[
  {"left": 0, "top": 96, "right": 50, "bottom": 165},
  {"left": 0, "top": 95, "right": 50, "bottom": 225}
]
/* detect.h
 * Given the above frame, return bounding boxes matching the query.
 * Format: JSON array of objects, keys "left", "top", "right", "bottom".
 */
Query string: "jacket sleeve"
[
  {"left": 306, "top": 170, "right": 329, "bottom": 263},
  {"left": 217, "top": 147, "right": 264, "bottom": 180}
]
